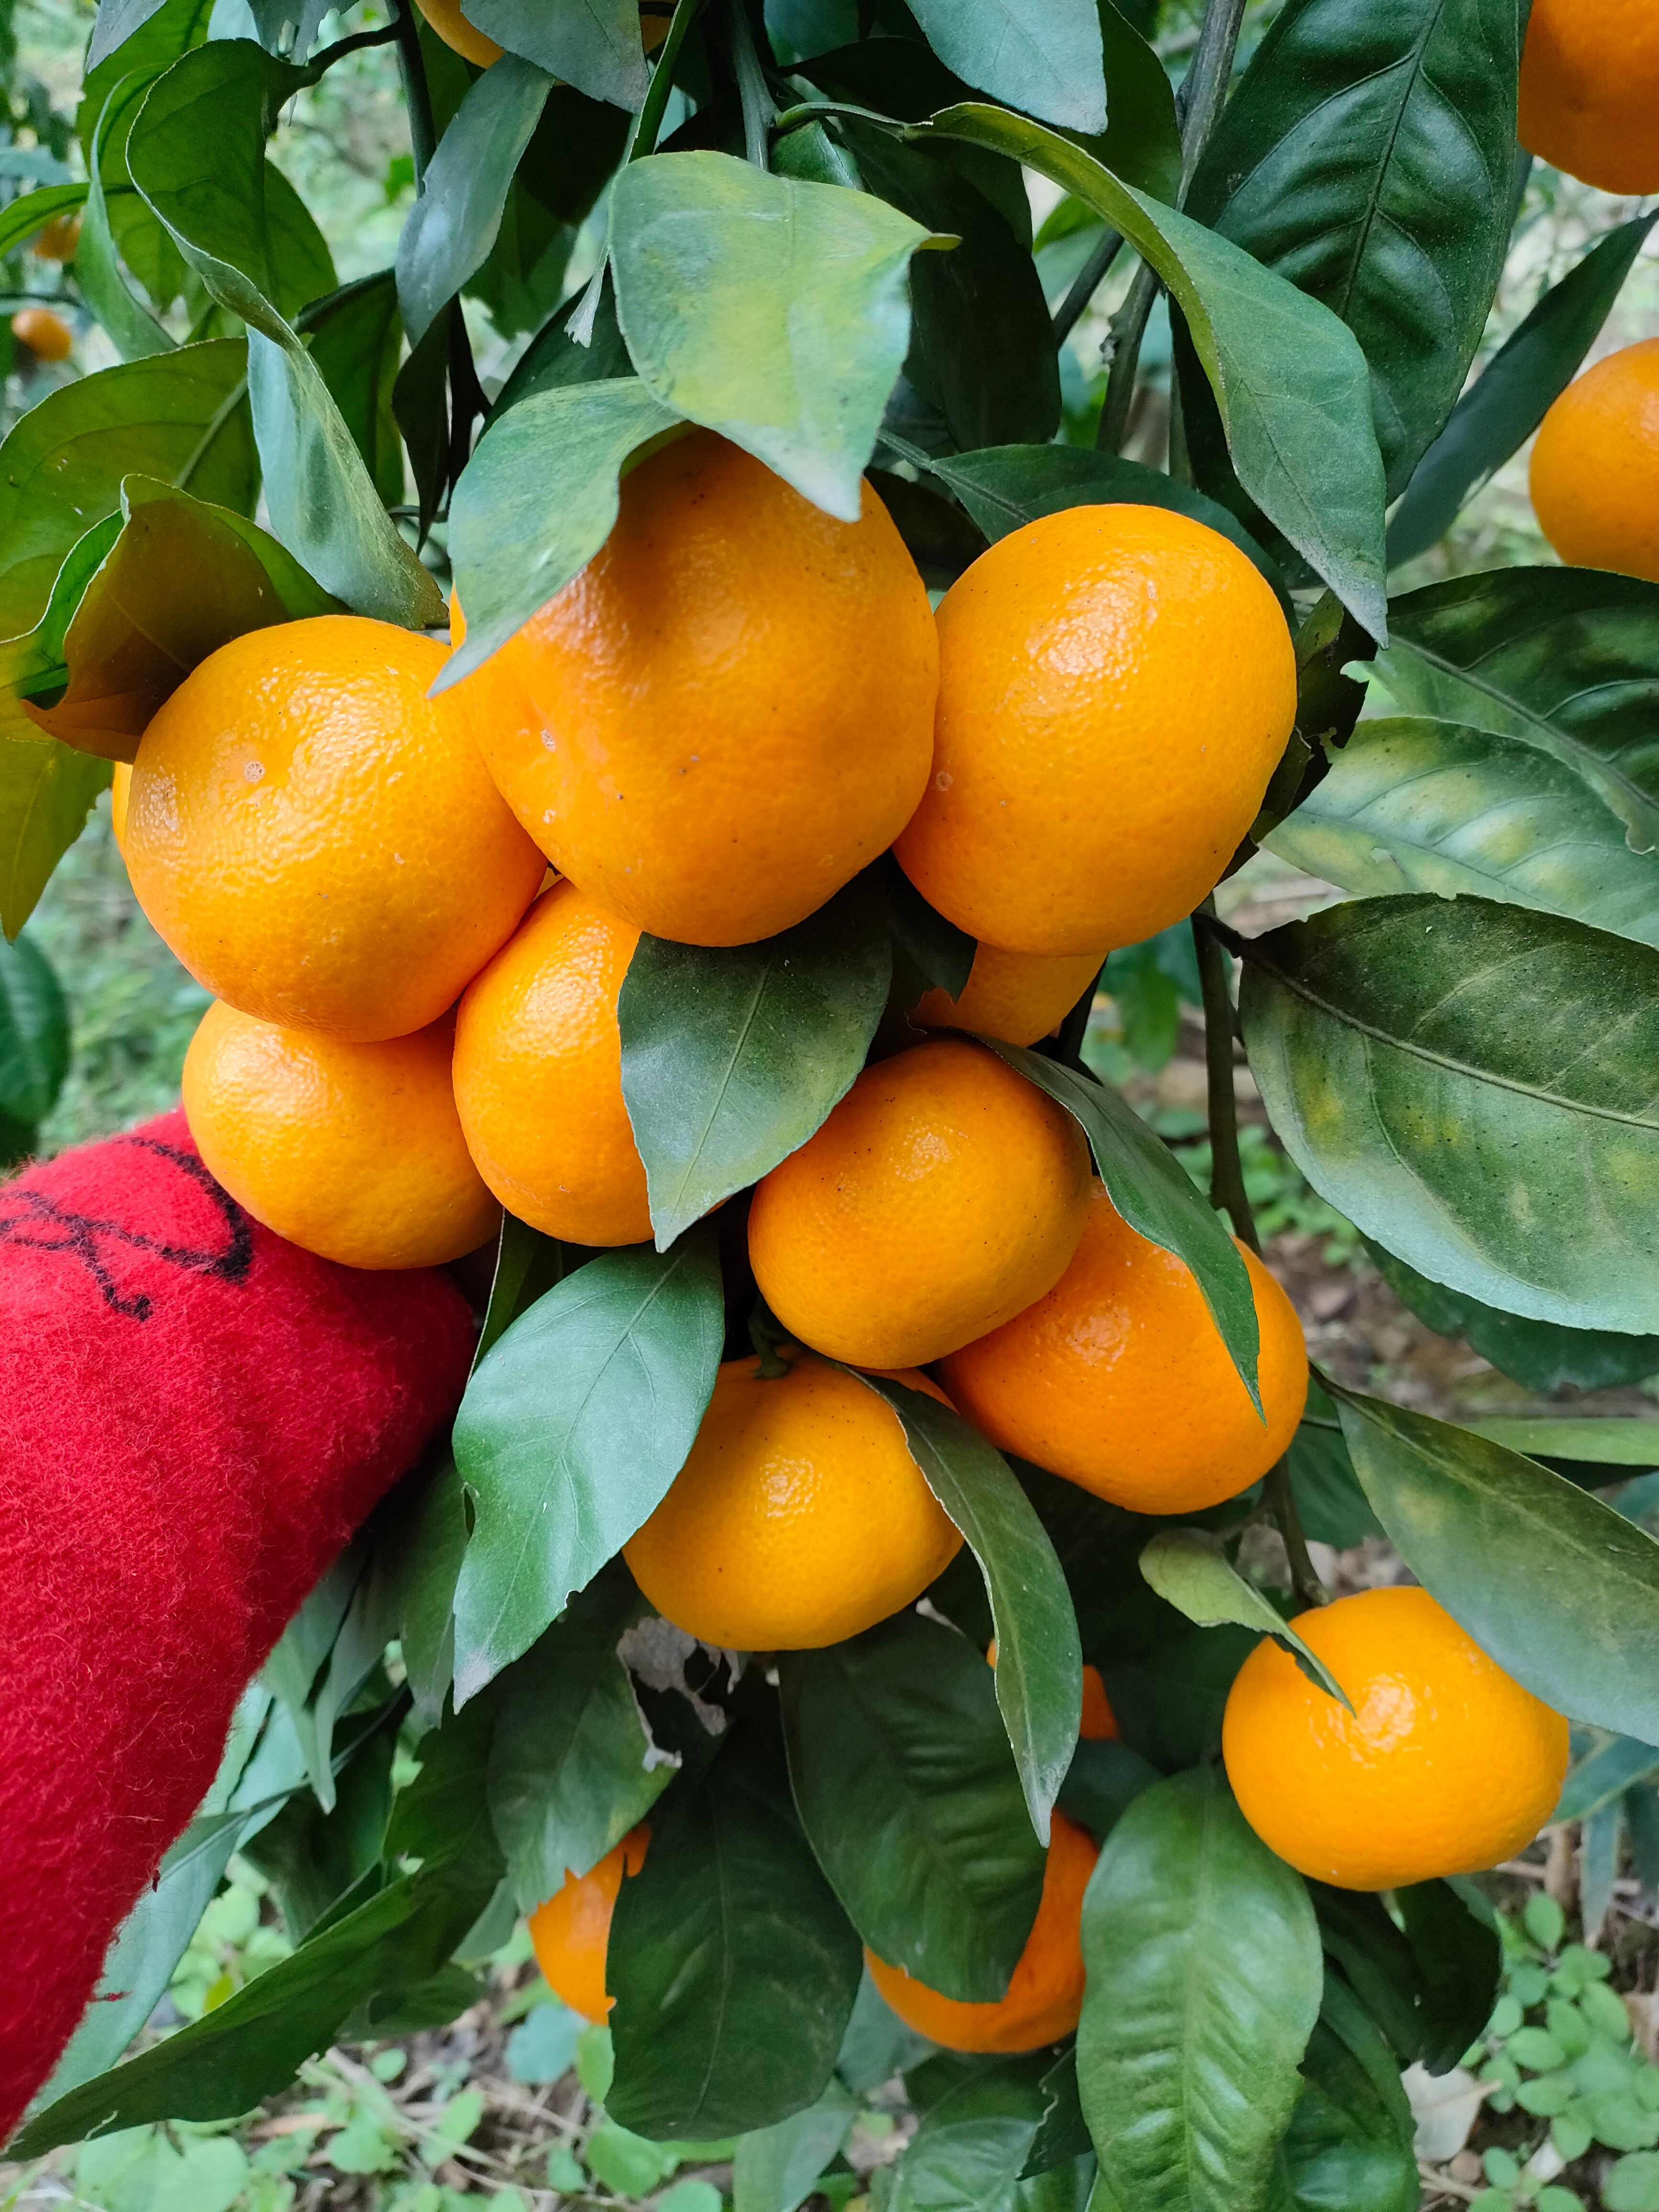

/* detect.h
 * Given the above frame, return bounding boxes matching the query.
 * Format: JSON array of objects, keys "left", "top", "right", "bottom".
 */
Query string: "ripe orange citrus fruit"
[
  {"left": 1519, "top": 0, "right": 1659, "bottom": 197},
  {"left": 452, "top": 878, "right": 651, "bottom": 1247},
  {"left": 623, "top": 1353, "right": 962, "bottom": 1651},
  {"left": 1223, "top": 1586, "right": 1570, "bottom": 1891},
  {"left": 109, "top": 763, "right": 131, "bottom": 856},
  {"left": 1530, "top": 340, "right": 1659, "bottom": 585},
  {"left": 940, "top": 1180, "right": 1306, "bottom": 1514},
  {"left": 988, "top": 1643, "right": 1117, "bottom": 1741},
  {"left": 867, "top": 1811, "right": 1098, "bottom": 2053},
  {"left": 11, "top": 306, "right": 71, "bottom": 361},
  {"left": 31, "top": 213, "right": 81, "bottom": 263},
  {"left": 459, "top": 429, "right": 937, "bottom": 947},
  {"left": 894, "top": 505, "right": 1295, "bottom": 958},
  {"left": 411, "top": 0, "right": 501, "bottom": 63},
  {"left": 528, "top": 1826, "right": 651, "bottom": 2023},
  {"left": 183, "top": 1001, "right": 499, "bottom": 1270},
  {"left": 124, "top": 616, "right": 543, "bottom": 1042},
  {"left": 912, "top": 944, "right": 1104, "bottom": 1050},
  {"left": 748, "top": 1039, "right": 1092, "bottom": 1369}
]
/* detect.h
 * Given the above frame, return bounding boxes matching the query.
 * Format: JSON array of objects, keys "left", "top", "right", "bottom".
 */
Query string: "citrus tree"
[{"left": 6, "top": 0, "right": 1659, "bottom": 2207}]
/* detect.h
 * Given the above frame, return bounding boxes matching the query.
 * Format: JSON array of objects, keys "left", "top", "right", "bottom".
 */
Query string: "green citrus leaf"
[
  {"left": 608, "top": 1717, "right": 862, "bottom": 2140},
  {"left": 854, "top": 1375, "right": 1081, "bottom": 1842},
  {"left": 1556, "top": 1736, "right": 1659, "bottom": 1827},
  {"left": 452, "top": 1230, "right": 724, "bottom": 1700},
  {"left": 1269, "top": 1976, "right": 1418, "bottom": 2212},
  {"left": 619, "top": 877, "right": 892, "bottom": 1251},
  {"left": 1377, "top": 566, "right": 1659, "bottom": 856},
  {"left": 1136, "top": 1530, "right": 1352, "bottom": 1709},
  {"left": 463, "top": 0, "right": 649, "bottom": 110},
  {"left": 731, "top": 2082, "right": 858, "bottom": 2212},
  {"left": 1331, "top": 1382, "right": 1659, "bottom": 1741},
  {"left": 906, "top": 0, "right": 1104, "bottom": 132},
  {"left": 1187, "top": 0, "right": 1524, "bottom": 498},
  {"left": 1240, "top": 895, "right": 1659, "bottom": 1333},
  {"left": 0, "top": 933, "right": 67, "bottom": 1127},
  {"left": 0, "top": 182, "right": 87, "bottom": 259},
  {"left": 1389, "top": 210, "right": 1659, "bottom": 565},
  {"left": 889, "top": 2056, "right": 1051, "bottom": 2212},
  {"left": 610, "top": 149, "right": 936, "bottom": 524},
  {"left": 1078, "top": 1767, "right": 1322, "bottom": 2212},
  {"left": 778, "top": 1609, "right": 1047, "bottom": 2004}
]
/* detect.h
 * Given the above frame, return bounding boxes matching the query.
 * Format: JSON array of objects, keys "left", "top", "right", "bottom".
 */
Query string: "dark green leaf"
[
  {"left": 1269, "top": 716, "right": 1659, "bottom": 948},
  {"left": 1582, "top": 1796, "right": 1623, "bottom": 1939},
  {"left": 1098, "top": 1623, "right": 1259, "bottom": 1773},
  {"left": 260, "top": 1544, "right": 363, "bottom": 1810},
  {"left": 836, "top": 1966, "right": 936, "bottom": 2093},
  {"left": 1394, "top": 1880, "right": 1501, "bottom": 2075},
  {"left": 0, "top": 338, "right": 254, "bottom": 641},
  {"left": 906, "top": 0, "right": 1104, "bottom": 133},
  {"left": 301, "top": 274, "right": 406, "bottom": 509},
  {"left": 1187, "top": 0, "right": 1524, "bottom": 497},
  {"left": 1556, "top": 1735, "right": 1659, "bottom": 1825},
  {"left": 982, "top": 1041, "right": 1261, "bottom": 1409},
  {"left": 488, "top": 1561, "right": 674, "bottom": 1911},
  {"left": 778, "top": 1609, "right": 1046, "bottom": 2004},
  {"left": 1378, "top": 566, "right": 1659, "bottom": 856},
  {"left": 889, "top": 2056, "right": 1051, "bottom": 2212},
  {"left": 77, "top": 89, "right": 174, "bottom": 364},
  {"left": 1023, "top": 2047, "right": 1093, "bottom": 2178},
  {"left": 1288, "top": 1381, "right": 1382, "bottom": 1548},
  {"left": 11, "top": 1852, "right": 495, "bottom": 2155},
  {"left": 1079, "top": 1767, "right": 1322, "bottom": 2212},
  {"left": 1055, "top": 1736, "right": 1159, "bottom": 1844},
  {"left": 491, "top": 273, "right": 633, "bottom": 417},
  {"left": 731, "top": 2083, "right": 859, "bottom": 2212},
  {"left": 441, "top": 377, "right": 680, "bottom": 689},
  {"left": 1389, "top": 211, "right": 1659, "bottom": 565},
  {"left": 474, "top": 1212, "right": 578, "bottom": 1371},
  {"left": 0, "top": 183, "right": 88, "bottom": 258},
  {"left": 1271, "top": 1977, "right": 1418, "bottom": 2212},
  {"left": 0, "top": 740, "right": 108, "bottom": 942},
  {"left": 918, "top": 442, "right": 1284, "bottom": 592},
  {"left": 846, "top": 129, "right": 1058, "bottom": 450},
  {"left": 1137, "top": 1530, "right": 1351, "bottom": 1707},
  {"left": 395, "top": 55, "right": 554, "bottom": 349},
  {"left": 243, "top": 1723, "right": 396, "bottom": 1940},
  {"left": 608, "top": 1718, "right": 863, "bottom": 2139},
  {"left": 87, "top": 0, "right": 191, "bottom": 67},
  {"left": 1332, "top": 1381, "right": 1659, "bottom": 1741},
  {"left": 1307, "top": 1887, "right": 1427, "bottom": 2070},
  {"left": 854, "top": 1376, "right": 1081, "bottom": 1842},
  {"left": 452, "top": 1229, "right": 724, "bottom": 1698},
  {"left": 1363, "top": 1238, "right": 1659, "bottom": 1396},
  {"left": 0, "top": 935, "right": 67, "bottom": 1126},
  {"left": 619, "top": 878, "right": 892, "bottom": 1250},
  {"left": 386, "top": 1680, "right": 505, "bottom": 1869},
  {"left": 610, "top": 149, "right": 934, "bottom": 524},
  {"left": 463, "top": 0, "right": 649, "bottom": 109},
  {"left": 1091, "top": 0, "right": 1181, "bottom": 203},
  {"left": 1240, "top": 895, "right": 1659, "bottom": 1333},
  {"left": 128, "top": 43, "right": 442, "bottom": 626},
  {"left": 911, "top": 105, "right": 1388, "bottom": 640},
  {"left": 1463, "top": 1418, "right": 1659, "bottom": 1467}
]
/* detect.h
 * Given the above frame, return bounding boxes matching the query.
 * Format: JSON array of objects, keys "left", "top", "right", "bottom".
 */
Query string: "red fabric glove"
[{"left": 0, "top": 1112, "right": 475, "bottom": 2140}]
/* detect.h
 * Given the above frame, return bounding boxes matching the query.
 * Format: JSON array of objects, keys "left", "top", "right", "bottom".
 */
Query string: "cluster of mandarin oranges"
[{"left": 104, "top": 422, "right": 1575, "bottom": 2051}]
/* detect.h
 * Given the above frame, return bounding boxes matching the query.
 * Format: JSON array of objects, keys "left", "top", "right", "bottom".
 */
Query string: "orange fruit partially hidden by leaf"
[
  {"left": 913, "top": 944, "right": 1104, "bottom": 1050},
  {"left": 110, "top": 763, "right": 131, "bottom": 856},
  {"left": 867, "top": 1810, "right": 1097, "bottom": 2053},
  {"left": 940, "top": 1180, "right": 1306, "bottom": 1515},
  {"left": 623, "top": 1353, "right": 962, "bottom": 1651},
  {"left": 11, "top": 306, "right": 71, "bottom": 361},
  {"left": 988, "top": 1642, "right": 1117, "bottom": 1742},
  {"left": 463, "top": 429, "right": 937, "bottom": 947},
  {"left": 1519, "top": 0, "right": 1659, "bottom": 197},
  {"left": 895, "top": 504, "right": 1295, "bottom": 957},
  {"left": 125, "top": 616, "right": 544, "bottom": 1042},
  {"left": 1530, "top": 340, "right": 1659, "bottom": 585},
  {"left": 31, "top": 213, "right": 81, "bottom": 263},
  {"left": 183, "top": 1001, "right": 500, "bottom": 1270},
  {"left": 453, "top": 878, "right": 651, "bottom": 1247},
  {"left": 411, "top": 0, "right": 502, "bottom": 65},
  {"left": 749, "top": 1038, "right": 1092, "bottom": 1369},
  {"left": 1223, "top": 1586, "right": 1570, "bottom": 1891},
  {"left": 528, "top": 1826, "right": 651, "bottom": 2023}
]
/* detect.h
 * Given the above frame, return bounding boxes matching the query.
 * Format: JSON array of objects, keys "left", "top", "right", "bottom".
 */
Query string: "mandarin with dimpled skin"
[
  {"left": 912, "top": 942, "right": 1105, "bottom": 1050},
  {"left": 1519, "top": 0, "right": 1659, "bottom": 196},
  {"left": 894, "top": 504, "right": 1295, "bottom": 957},
  {"left": 1223, "top": 1586, "right": 1570, "bottom": 1891},
  {"left": 1530, "top": 340, "right": 1659, "bottom": 585}
]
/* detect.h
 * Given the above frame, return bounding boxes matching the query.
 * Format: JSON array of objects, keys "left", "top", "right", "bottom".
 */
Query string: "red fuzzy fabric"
[{"left": 0, "top": 1112, "right": 474, "bottom": 2141}]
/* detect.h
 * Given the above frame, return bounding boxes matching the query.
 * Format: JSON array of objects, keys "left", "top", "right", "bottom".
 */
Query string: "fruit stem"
[
  {"left": 1264, "top": 1455, "right": 1329, "bottom": 1610},
  {"left": 1192, "top": 901, "right": 1257, "bottom": 1253},
  {"left": 748, "top": 1300, "right": 792, "bottom": 1379}
]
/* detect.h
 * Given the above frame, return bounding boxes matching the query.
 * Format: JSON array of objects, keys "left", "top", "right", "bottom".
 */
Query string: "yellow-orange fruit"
[
  {"left": 1519, "top": 0, "right": 1659, "bottom": 197},
  {"left": 460, "top": 429, "right": 937, "bottom": 946},
  {"left": 527, "top": 1827, "right": 651, "bottom": 2021},
  {"left": 31, "top": 213, "right": 81, "bottom": 263},
  {"left": 182, "top": 1001, "right": 499, "bottom": 1269},
  {"left": 452, "top": 878, "right": 651, "bottom": 1247},
  {"left": 623, "top": 1354, "right": 962, "bottom": 1651},
  {"left": 940, "top": 1181, "right": 1307, "bottom": 1515},
  {"left": 748, "top": 1038, "right": 1093, "bottom": 1369},
  {"left": 1530, "top": 340, "right": 1659, "bottom": 584},
  {"left": 110, "top": 763, "right": 131, "bottom": 856},
  {"left": 867, "top": 1812, "right": 1098, "bottom": 2053},
  {"left": 894, "top": 504, "right": 1295, "bottom": 956},
  {"left": 411, "top": 0, "right": 502, "bottom": 64},
  {"left": 125, "top": 616, "right": 543, "bottom": 1042},
  {"left": 11, "top": 306, "right": 71, "bottom": 361},
  {"left": 912, "top": 943, "right": 1104, "bottom": 1050},
  {"left": 1224, "top": 1586, "right": 1570, "bottom": 1891}
]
